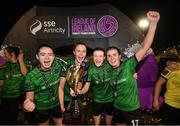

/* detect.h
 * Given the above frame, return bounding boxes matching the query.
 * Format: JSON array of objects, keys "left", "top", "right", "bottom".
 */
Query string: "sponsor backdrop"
[{"left": 2, "top": 4, "right": 143, "bottom": 64}]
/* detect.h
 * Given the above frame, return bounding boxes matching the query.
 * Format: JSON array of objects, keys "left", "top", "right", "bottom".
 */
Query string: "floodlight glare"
[{"left": 138, "top": 18, "right": 149, "bottom": 29}]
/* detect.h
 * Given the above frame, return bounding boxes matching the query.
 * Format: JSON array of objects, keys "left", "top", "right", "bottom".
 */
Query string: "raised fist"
[{"left": 147, "top": 11, "right": 160, "bottom": 23}]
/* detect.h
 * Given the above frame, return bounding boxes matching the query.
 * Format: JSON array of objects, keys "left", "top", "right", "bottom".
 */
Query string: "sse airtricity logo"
[
  {"left": 29, "top": 19, "right": 42, "bottom": 35},
  {"left": 97, "top": 15, "right": 118, "bottom": 37}
]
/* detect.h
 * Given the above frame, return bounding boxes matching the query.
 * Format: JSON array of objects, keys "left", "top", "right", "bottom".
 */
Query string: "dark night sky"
[{"left": 0, "top": 0, "right": 179, "bottom": 51}]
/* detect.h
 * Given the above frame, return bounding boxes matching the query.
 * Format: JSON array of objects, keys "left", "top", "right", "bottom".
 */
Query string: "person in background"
[
  {"left": 23, "top": 44, "right": 66, "bottom": 126},
  {"left": 0, "top": 47, "right": 7, "bottom": 68},
  {"left": 158, "top": 47, "right": 178, "bottom": 101},
  {"left": 136, "top": 48, "right": 163, "bottom": 110},
  {"left": 0, "top": 45, "right": 7, "bottom": 116},
  {"left": 106, "top": 11, "right": 160, "bottom": 125},
  {"left": 153, "top": 54, "right": 180, "bottom": 125},
  {"left": 78, "top": 48, "right": 114, "bottom": 125},
  {"left": 0, "top": 46, "right": 30, "bottom": 124}
]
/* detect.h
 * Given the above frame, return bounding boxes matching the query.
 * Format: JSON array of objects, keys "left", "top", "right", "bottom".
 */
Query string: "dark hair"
[
  {"left": 73, "top": 41, "right": 87, "bottom": 51},
  {"left": 166, "top": 54, "right": 180, "bottom": 62},
  {"left": 5, "top": 46, "right": 20, "bottom": 57},
  {"left": 106, "top": 46, "right": 121, "bottom": 55},
  {"left": 93, "top": 47, "right": 105, "bottom": 55},
  {"left": 36, "top": 44, "right": 54, "bottom": 54},
  {"left": 165, "top": 47, "right": 178, "bottom": 55}
]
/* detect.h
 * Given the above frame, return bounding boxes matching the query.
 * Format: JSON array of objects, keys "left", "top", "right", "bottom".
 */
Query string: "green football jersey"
[
  {"left": 0, "top": 60, "right": 31, "bottom": 98},
  {"left": 87, "top": 61, "right": 113, "bottom": 103},
  {"left": 63, "top": 58, "right": 74, "bottom": 101},
  {"left": 110, "top": 56, "right": 140, "bottom": 111},
  {"left": 25, "top": 59, "right": 66, "bottom": 110}
]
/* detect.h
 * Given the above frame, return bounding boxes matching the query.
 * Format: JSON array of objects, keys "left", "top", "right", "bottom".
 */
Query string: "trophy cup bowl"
[{"left": 65, "top": 64, "right": 84, "bottom": 120}]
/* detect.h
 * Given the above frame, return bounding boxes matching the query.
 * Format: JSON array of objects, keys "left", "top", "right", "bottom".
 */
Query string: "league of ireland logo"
[{"left": 97, "top": 15, "right": 118, "bottom": 37}]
